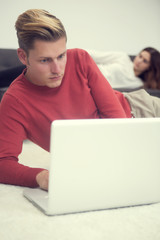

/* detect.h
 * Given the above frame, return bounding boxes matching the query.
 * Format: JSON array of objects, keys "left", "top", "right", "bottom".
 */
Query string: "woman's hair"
[
  {"left": 139, "top": 47, "right": 160, "bottom": 89},
  {"left": 15, "top": 9, "right": 67, "bottom": 55}
]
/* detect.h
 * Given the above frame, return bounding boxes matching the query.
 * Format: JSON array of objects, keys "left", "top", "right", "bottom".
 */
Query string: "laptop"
[{"left": 23, "top": 118, "right": 160, "bottom": 215}]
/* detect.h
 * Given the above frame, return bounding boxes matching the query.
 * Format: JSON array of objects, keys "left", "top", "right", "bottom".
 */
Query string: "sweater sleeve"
[
  {"left": 80, "top": 50, "right": 128, "bottom": 118},
  {"left": 0, "top": 94, "right": 44, "bottom": 187}
]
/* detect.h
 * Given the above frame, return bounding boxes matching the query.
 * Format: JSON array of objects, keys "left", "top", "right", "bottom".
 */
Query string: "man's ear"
[{"left": 17, "top": 48, "right": 28, "bottom": 65}]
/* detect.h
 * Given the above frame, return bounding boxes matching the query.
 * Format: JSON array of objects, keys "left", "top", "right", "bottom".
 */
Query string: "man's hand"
[{"left": 36, "top": 170, "right": 49, "bottom": 190}]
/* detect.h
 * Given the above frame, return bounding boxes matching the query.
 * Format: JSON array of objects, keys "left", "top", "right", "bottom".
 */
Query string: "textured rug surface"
[{"left": 0, "top": 141, "right": 160, "bottom": 240}]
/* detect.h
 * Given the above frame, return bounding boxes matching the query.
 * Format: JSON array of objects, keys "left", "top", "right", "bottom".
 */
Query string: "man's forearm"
[{"left": 0, "top": 158, "right": 44, "bottom": 187}]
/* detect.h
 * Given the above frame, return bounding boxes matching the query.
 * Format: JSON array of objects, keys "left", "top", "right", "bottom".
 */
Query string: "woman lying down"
[{"left": 87, "top": 47, "right": 160, "bottom": 90}]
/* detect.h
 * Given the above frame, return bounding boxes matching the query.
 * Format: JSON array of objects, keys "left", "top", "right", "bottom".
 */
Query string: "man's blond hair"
[{"left": 15, "top": 9, "right": 67, "bottom": 54}]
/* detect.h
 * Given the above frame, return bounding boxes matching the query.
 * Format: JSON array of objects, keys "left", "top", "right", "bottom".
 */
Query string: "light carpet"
[{"left": 0, "top": 140, "right": 160, "bottom": 240}]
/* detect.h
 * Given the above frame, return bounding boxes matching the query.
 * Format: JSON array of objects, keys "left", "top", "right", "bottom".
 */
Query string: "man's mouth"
[{"left": 49, "top": 75, "right": 62, "bottom": 80}]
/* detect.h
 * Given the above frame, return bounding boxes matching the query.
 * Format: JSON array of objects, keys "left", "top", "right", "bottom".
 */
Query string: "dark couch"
[
  {"left": 0, "top": 48, "right": 25, "bottom": 101},
  {"left": 0, "top": 48, "right": 160, "bottom": 101}
]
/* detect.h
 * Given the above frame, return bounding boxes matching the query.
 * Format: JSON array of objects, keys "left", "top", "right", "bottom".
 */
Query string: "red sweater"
[{"left": 0, "top": 49, "right": 131, "bottom": 187}]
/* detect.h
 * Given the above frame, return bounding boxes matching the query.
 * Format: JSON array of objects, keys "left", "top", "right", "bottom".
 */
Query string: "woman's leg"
[{"left": 123, "top": 89, "right": 160, "bottom": 117}]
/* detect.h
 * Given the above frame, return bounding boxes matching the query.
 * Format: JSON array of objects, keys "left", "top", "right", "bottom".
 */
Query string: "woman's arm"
[{"left": 86, "top": 49, "right": 128, "bottom": 65}]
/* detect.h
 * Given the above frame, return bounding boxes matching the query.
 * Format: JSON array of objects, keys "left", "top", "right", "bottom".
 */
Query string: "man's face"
[{"left": 19, "top": 37, "right": 67, "bottom": 88}]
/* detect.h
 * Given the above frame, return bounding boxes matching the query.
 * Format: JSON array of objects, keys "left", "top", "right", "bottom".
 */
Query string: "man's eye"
[
  {"left": 40, "top": 59, "right": 48, "bottom": 63},
  {"left": 58, "top": 53, "right": 65, "bottom": 60}
]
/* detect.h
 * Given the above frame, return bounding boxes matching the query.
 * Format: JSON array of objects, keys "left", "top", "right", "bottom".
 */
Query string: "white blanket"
[
  {"left": 1, "top": 141, "right": 160, "bottom": 240},
  {"left": 87, "top": 50, "right": 143, "bottom": 90}
]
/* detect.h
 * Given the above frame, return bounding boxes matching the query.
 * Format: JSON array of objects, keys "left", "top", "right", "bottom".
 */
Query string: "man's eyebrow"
[
  {"left": 39, "top": 51, "right": 66, "bottom": 59},
  {"left": 58, "top": 51, "right": 67, "bottom": 56}
]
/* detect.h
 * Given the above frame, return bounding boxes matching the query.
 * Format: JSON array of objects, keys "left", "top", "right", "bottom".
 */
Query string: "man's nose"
[{"left": 50, "top": 61, "right": 61, "bottom": 74}]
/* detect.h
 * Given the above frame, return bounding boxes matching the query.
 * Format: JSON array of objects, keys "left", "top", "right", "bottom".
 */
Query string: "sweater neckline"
[{"left": 21, "top": 69, "right": 61, "bottom": 93}]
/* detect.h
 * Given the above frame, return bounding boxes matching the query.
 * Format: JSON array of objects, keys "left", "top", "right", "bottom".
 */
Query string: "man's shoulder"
[
  {"left": 2, "top": 73, "right": 26, "bottom": 102},
  {"left": 67, "top": 49, "right": 91, "bottom": 67},
  {"left": 67, "top": 48, "right": 89, "bottom": 58}
]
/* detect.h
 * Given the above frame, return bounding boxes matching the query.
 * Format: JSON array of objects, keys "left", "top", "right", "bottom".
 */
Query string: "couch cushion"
[
  {"left": 0, "top": 65, "right": 25, "bottom": 87},
  {"left": 0, "top": 87, "right": 7, "bottom": 101},
  {"left": 0, "top": 49, "right": 22, "bottom": 71}
]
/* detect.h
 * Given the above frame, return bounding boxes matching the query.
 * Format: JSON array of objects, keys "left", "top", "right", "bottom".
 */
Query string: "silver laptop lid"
[{"left": 47, "top": 118, "right": 160, "bottom": 215}]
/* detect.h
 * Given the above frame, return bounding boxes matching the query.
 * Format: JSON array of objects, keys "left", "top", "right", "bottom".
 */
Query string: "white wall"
[{"left": 0, "top": 0, "right": 159, "bottom": 54}]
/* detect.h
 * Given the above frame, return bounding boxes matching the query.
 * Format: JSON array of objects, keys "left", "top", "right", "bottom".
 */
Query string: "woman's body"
[{"left": 87, "top": 47, "right": 160, "bottom": 90}]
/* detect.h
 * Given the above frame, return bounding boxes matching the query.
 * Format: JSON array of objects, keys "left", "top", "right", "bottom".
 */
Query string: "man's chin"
[{"left": 47, "top": 79, "right": 62, "bottom": 88}]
